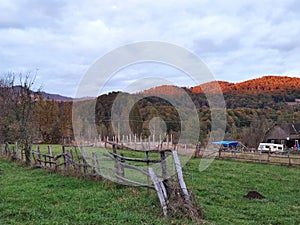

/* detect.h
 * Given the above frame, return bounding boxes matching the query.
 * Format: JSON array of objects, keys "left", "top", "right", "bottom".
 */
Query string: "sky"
[{"left": 1, "top": 0, "right": 300, "bottom": 97}]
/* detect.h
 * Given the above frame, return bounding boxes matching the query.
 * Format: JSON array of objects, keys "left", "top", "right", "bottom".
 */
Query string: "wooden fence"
[
  {"left": 200, "top": 148, "right": 300, "bottom": 166},
  {"left": 0, "top": 143, "right": 191, "bottom": 216}
]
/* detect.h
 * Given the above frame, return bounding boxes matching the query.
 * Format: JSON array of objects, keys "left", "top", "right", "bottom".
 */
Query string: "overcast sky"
[{"left": 1, "top": 0, "right": 300, "bottom": 97}]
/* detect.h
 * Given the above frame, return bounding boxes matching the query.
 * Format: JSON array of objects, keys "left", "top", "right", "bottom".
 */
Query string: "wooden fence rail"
[{"left": 200, "top": 149, "right": 300, "bottom": 166}]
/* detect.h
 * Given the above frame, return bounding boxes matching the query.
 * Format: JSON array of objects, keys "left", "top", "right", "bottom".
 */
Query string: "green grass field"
[{"left": 0, "top": 156, "right": 299, "bottom": 224}]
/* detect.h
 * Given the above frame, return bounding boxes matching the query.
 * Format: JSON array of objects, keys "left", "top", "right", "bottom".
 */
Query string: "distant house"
[{"left": 264, "top": 123, "right": 300, "bottom": 148}]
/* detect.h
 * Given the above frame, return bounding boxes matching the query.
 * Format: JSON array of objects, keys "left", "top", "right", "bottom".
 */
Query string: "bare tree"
[
  {"left": 242, "top": 116, "right": 274, "bottom": 149},
  {"left": 0, "top": 74, "right": 37, "bottom": 164}
]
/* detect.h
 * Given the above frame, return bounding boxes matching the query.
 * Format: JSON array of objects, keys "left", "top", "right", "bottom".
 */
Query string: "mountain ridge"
[
  {"left": 28, "top": 75, "right": 300, "bottom": 101},
  {"left": 138, "top": 75, "right": 300, "bottom": 96}
]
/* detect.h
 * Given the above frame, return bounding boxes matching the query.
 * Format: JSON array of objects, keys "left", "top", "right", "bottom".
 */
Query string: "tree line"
[{"left": 1, "top": 74, "right": 300, "bottom": 165}]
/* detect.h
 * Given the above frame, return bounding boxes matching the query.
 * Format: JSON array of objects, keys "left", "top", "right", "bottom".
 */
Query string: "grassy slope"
[{"left": 0, "top": 157, "right": 300, "bottom": 225}]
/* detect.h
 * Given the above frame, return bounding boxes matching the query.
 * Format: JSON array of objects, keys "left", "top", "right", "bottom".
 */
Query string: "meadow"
[{"left": 0, "top": 153, "right": 299, "bottom": 224}]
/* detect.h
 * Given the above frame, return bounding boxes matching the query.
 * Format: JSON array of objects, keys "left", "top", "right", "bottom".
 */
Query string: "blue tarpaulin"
[{"left": 211, "top": 141, "right": 239, "bottom": 147}]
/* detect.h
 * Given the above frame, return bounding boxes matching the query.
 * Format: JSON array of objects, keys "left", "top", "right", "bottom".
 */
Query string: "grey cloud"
[{"left": 0, "top": 0, "right": 300, "bottom": 97}]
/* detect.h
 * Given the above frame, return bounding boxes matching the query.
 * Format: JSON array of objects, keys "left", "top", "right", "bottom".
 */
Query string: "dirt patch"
[
  {"left": 244, "top": 191, "right": 265, "bottom": 200},
  {"left": 0, "top": 169, "right": 3, "bottom": 175}
]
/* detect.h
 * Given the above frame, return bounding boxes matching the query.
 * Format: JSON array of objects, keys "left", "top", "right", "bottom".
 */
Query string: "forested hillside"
[{"left": 1, "top": 76, "right": 300, "bottom": 148}]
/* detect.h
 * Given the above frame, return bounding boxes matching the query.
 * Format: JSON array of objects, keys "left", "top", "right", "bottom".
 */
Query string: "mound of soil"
[{"left": 244, "top": 191, "right": 265, "bottom": 200}]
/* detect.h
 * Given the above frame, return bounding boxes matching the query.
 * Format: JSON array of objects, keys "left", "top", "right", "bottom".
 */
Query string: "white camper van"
[{"left": 257, "top": 143, "right": 284, "bottom": 153}]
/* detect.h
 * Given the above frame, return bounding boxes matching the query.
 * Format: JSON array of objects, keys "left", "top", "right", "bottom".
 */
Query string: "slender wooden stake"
[
  {"left": 62, "top": 146, "right": 67, "bottom": 171},
  {"left": 113, "top": 144, "right": 120, "bottom": 180},
  {"left": 37, "top": 145, "right": 41, "bottom": 167},
  {"left": 288, "top": 149, "right": 291, "bottom": 166},
  {"left": 173, "top": 151, "right": 190, "bottom": 202},
  {"left": 48, "top": 146, "right": 53, "bottom": 169},
  {"left": 70, "top": 149, "right": 75, "bottom": 170},
  {"left": 146, "top": 151, "right": 150, "bottom": 195},
  {"left": 15, "top": 142, "right": 19, "bottom": 159},
  {"left": 259, "top": 150, "right": 262, "bottom": 163},
  {"left": 74, "top": 147, "right": 81, "bottom": 173},
  {"left": 44, "top": 155, "right": 47, "bottom": 167},
  {"left": 80, "top": 146, "right": 88, "bottom": 174},
  {"left": 120, "top": 153, "right": 125, "bottom": 178},
  {"left": 113, "top": 144, "right": 117, "bottom": 156},
  {"left": 160, "top": 150, "right": 168, "bottom": 187}
]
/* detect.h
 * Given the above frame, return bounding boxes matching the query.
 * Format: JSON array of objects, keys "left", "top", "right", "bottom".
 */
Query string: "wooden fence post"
[
  {"left": 62, "top": 146, "right": 68, "bottom": 171},
  {"left": 69, "top": 149, "right": 75, "bottom": 171},
  {"left": 113, "top": 144, "right": 120, "bottom": 180},
  {"left": 37, "top": 145, "right": 41, "bottom": 167},
  {"left": 259, "top": 150, "right": 262, "bottom": 163},
  {"left": 74, "top": 147, "right": 82, "bottom": 173},
  {"left": 146, "top": 151, "right": 150, "bottom": 194},
  {"left": 5, "top": 142, "right": 10, "bottom": 156},
  {"left": 288, "top": 149, "right": 291, "bottom": 166},
  {"left": 173, "top": 151, "right": 190, "bottom": 202},
  {"left": 149, "top": 168, "right": 168, "bottom": 216},
  {"left": 120, "top": 153, "right": 125, "bottom": 178},
  {"left": 160, "top": 150, "right": 168, "bottom": 188},
  {"left": 15, "top": 142, "right": 19, "bottom": 159},
  {"left": 48, "top": 146, "right": 53, "bottom": 169},
  {"left": 80, "top": 146, "right": 88, "bottom": 174}
]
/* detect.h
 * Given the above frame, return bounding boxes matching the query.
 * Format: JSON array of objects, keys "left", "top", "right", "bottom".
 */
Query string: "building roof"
[{"left": 265, "top": 123, "right": 300, "bottom": 140}]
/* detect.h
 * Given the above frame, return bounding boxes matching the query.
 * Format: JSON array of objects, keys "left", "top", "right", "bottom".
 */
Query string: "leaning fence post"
[
  {"left": 160, "top": 150, "right": 168, "bottom": 188},
  {"left": 173, "top": 151, "right": 190, "bottom": 202},
  {"left": 149, "top": 168, "right": 168, "bottom": 216}
]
